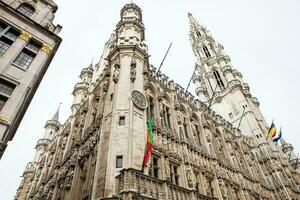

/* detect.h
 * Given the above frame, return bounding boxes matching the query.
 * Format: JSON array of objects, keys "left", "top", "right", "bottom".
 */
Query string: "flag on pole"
[
  {"left": 273, "top": 128, "right": 282, "bottom": 142},
  {"left": 267, "top": 122, "right": 277, "bottom": 138},
  {"left": 142, "top": 116, "right": 153, "bottom": 172}
]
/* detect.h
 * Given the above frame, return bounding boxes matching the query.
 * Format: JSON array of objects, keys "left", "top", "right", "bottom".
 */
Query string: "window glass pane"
[
  {"left": 0, "top": 95, "right": 8, "bottom": 112},
  {"left": 17, "top": 4, "right": 35, "bottom": 17},
  {"left": 116, "top": 156, "right": 123, "bottom": 168},
  {"left": 25, "top": 40, "right": 41, "bottom": 53},
  {"left": 119, "top": 116, "right": 125, "bottom": 126},
  {"left": 0, "top": 37, "right": 11, "bottom": 55},
  {"left": 0, "top": 21, "right": 7, "bottom": 33},
  {"left": 4, "top": 28, "right": 19, "bottom": 41},
  {"left": 0, "top": 79, "right": 15, "bottom": 96},
  {"left": 13, "top": 50, "right": 35, "bottom": 69}
]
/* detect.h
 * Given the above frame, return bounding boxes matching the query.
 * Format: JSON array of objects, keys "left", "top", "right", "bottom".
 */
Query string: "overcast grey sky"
[{"left": 1, "top": 0, "right": 300, "bottom": 199}]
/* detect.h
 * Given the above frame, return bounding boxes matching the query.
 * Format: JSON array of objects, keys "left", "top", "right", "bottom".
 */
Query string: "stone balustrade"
[{"left": 116, "top": 168, "right": 218, "bottom": 200}]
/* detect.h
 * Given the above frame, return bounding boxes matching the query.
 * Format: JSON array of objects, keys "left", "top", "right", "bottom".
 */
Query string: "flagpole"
[{"left": 237, "top": 106, "right": 246, "bottom": 130}]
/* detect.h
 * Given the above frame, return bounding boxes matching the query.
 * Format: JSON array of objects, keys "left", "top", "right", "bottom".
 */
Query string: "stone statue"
[
  {"left": 113, "top": 64, "right": 120, "bottom": 83},
  {"left": 186, "top": 168, "right": 193, "bottom": 188},
  {"left": 164, "top": 159, "right": 171, "bottom": 180},
  {"left": 220, "top": 181, "right": 228, "bottom": 200},
  {"left": 103, "top": 78, "right": 109, "bottom": 92},
  {"left": 130, "top": 61, "right": 136, "bottom": 82}
]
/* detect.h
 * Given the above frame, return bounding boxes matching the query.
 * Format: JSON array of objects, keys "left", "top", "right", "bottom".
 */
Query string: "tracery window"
[
  {"left": 170, "top": 162, "right": 180, "bottom": 185},
  {"left": 17, "top": 4, "right": 35, "bottom": 17},
  {"left": 147, "top": 96, "right": 154, "bottom": 120},
  {"left": 148, "top": 155, "right": 160, "bottom": 178},
  {"left": 213, "top": 70, "right": 225, "bottom": 89}
]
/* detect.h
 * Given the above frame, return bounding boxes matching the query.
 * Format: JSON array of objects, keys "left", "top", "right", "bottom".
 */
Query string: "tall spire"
[
  {"left": 188, "top": 12, "right": 202, "bottom": 33},
  {"left": 51, "top": 103, "right": 61, "bottom": 122},
  {"left": 189, "top": 14, "right": 268, "bottom": 137}
]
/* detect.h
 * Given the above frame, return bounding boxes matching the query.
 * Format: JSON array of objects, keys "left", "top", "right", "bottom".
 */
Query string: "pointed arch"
[
  {"left": 213, "top": 70, "right": 225, "bottom": 89},
  {"left": 146, "top": 83, "right": 157, "bottom": 121},
  {"left": 203, "top": 45, "right": 211, "bottom": 58}
]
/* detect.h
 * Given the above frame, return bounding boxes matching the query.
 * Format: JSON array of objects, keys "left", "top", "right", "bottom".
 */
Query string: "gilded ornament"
[
  {"left": 19, "top": 31, "right": 32, "bottom": 42},
  {"left": 41, "top": 43, "right": 53, "bottom": 54}
]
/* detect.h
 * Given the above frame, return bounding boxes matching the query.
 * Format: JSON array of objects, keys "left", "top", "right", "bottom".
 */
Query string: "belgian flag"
[{"left": 268, "top": 122, "right": 277, "bottom": 138}]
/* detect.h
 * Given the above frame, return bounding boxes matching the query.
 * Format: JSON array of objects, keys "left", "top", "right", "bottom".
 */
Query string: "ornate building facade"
[
  {"left": 16, "top": 3, "right": 300, "bottom": 200},
  {"left": 0, "top": 0, "right": 62, "bottom": 158}
]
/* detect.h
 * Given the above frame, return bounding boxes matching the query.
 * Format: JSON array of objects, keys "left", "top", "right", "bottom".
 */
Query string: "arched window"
[
  {"left": 213, "top": 70, "right": 225, "bottom": 89},
  {"left": 17, "top": 4, "right": 35, "bottom": 17},
  {"left": 196, "top": 30, "right": 201, "bottom": 37},
  {"left": 203, "top": 45, "right": 211, "bottom": 58}
]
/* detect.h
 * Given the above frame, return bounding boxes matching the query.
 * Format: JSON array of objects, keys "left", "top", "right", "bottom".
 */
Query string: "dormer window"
[
  {"left": 203, "top": 45, "right": 211, "bottom": 58},
  {"left": 196, "top": 31, "right": 201, "bottom": 37},
  {"left": 17, "top": 4, "right": 35, "bottom": 18}
]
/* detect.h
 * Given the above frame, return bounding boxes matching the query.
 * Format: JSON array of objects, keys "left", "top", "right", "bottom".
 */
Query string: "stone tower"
[
  {"left": 16, "top": 4, "right": 300, "bottom": 200},
  {"left": 189, "top": 13, "right": 267, "bottom": 138},
  {"left": 0, "top": 0, "right": 62, "bottom": 158},
  {"left": 91, "top": 3, "right": 149, "bottom": 199}
]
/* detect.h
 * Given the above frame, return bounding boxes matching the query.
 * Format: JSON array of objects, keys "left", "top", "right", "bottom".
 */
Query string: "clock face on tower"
[{"left": 131, "top": 90, "right": 147, "bottom": 110}]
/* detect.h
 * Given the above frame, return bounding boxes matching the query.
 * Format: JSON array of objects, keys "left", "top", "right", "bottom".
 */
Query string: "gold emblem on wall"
[
  {"left": 41, "top": 43, "right": 53, "bottom": 54},
  {"left": 19, "top": 31, "right": 32, "bottom": 42},
  {"left": 0, "top": 115, "right": 11, "bottom": 123}
]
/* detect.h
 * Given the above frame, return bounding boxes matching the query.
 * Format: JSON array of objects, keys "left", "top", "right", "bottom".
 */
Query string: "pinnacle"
[{"left": 51, "top": 103, "right": 61, "bottom": 122}]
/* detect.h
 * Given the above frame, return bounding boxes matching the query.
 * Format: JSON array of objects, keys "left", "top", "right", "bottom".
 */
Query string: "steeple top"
[
  {"left": 188, "top": 12, "right": 202, "bottom": 31},
  {"left": 121, "top": 3, "right": 142, "bottom": 21},
  {"left": 51, "top": 103, "right": 61, "bottom": 122}
]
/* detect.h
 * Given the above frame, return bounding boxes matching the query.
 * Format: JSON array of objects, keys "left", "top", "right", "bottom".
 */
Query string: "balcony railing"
[{"left": 116, "top": 168, "right": 218, "bottom": 200}]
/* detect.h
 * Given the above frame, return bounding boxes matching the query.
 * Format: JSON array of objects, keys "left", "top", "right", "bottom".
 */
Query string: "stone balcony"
[
  {"left": 116, "top": 168, "right": 217, "bottom": 200},
  {"left": 73, "top": 82, "right": 90, "bottom": 94},
  {"left": 35, "top": 138, "right": 50, "bottom": 148}
]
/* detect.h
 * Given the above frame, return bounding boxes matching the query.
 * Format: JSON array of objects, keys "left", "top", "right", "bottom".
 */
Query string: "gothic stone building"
[
  {"left": 0, "top": 0, "right": 62, "bottom": 158},
  {"left": 16, "top": 3, "right": 300, "bottom": 200}
]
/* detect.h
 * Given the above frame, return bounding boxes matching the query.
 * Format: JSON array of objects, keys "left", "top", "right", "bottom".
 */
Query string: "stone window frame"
[
  {"left": 148, "top": 153, "right": 160, "bottom": 179},
  {"left": 0, "top": 76, "right": 17, "bottom": 112},
  {"left": 169, "top": 161, "right": 180, "bottom": 186},
  {"left": 118, "top": 116, "right": 125, "bottom": 126},
  {"left": 146, "top": 95, "right": 155, "bottom": 121},
  {"left": 116, "top": 155, "right": 123, "bottom": 168},
  {"left": 213, "top": 70, "right": 225, "bottom": 90},
  {"left": 202, "top": 45, "right": 211, "bottom": 58},
  {"left": 17, "top": 3, "right": 36, "bottom": 18},
  {"left": 12, "top": 39, "right": 42, "bottom": 70},
  {"left": 0, "top": 20, "right": 20, "bottom": 56}
]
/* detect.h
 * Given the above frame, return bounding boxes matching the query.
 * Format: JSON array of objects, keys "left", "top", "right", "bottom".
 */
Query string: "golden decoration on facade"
[
  {"left": 41, "top": 43, "right": 53, "bottom": 54},
  {"left": 19, "top": 31, "right": 32, "bottom": 42},
  {"left": 0, "top": 115, "right": 11, "bottom": 123}
]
